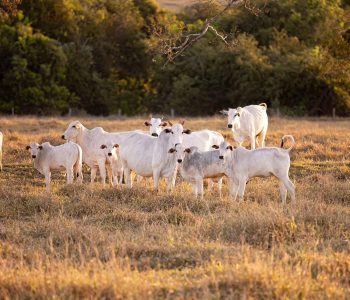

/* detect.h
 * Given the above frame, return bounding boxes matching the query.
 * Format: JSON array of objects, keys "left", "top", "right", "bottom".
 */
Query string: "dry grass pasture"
[
  {"left": 0, "top": 116, "right": 349, "bottom": 299},
  {"left": 157, "top": 0, "right": 194, "bottom": 11}
]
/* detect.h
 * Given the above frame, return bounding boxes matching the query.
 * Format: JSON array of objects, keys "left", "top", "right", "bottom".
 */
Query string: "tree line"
[{"left": 0, "top": 0, "right": 349, "bottom": 116}]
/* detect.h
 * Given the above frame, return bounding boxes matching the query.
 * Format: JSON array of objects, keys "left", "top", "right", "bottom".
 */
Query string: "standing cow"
[
  {"left": 62, "top": 121, "right": 139, "bottom": 185},
  {"left": 26, "top": 141, "right": 83, "bottom": 191},
  {"left": 120, "top": 122, "right": 191, "bottom": 192},
  {"left": 221, "top": 103, "right": 268, "bottom": 149}
]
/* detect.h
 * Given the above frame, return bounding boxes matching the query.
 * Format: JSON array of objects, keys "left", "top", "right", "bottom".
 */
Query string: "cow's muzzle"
[
  {"left": 61, "top": 135, "right": 66, "bottom": 140},
  {"left": 227, "top": 124, "right": 233, "bottom": 129},
  {"left": 108, "top": 153, "right": 112, "bottom": 156},
  {"left": 32, "top": 155, "right": 36, "bottom": 159},
  {"left": 151, "top": 133, "right": 158, "bottom": 137},
  {"left": 177, "top": 159, "right": 182, "bottom": 163},
  {"left": 219, "top": 156, "right": 224, "bottom": 160}
]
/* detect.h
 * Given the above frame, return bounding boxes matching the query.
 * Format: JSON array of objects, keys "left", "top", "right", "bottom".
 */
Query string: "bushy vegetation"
[{"left": 0, "top": 0, "right": 349, "bottom": 115}]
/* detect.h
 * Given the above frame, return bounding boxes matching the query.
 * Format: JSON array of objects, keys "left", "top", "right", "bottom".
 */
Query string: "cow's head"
[
  {"left": 212, "top": 141, "right": 233, "bottom": 160},
  {"left": 62, "top": 121, "right": 83, "bottom": 141},
  {"left": 100, "top": 142, "right": 119, "bottom": 160},
  {"left": 168, "top": 143, "right": 191, "bottom": 164},
  {"left": 164, "top": 120, "right": 191, "bottom": 147},
  {"left": 26, "top": 142, "right": 43, "bottom": 159},
  {"left": 221, "top": 108, "right": 242, "bottom": 130},
  {"left": 144, "top": 117, "right": 167, "bottom": 137}
]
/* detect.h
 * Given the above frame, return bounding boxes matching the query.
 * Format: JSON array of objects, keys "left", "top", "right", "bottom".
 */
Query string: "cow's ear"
[
  {"left": 114, "top": 144, "right": 119, "bottom": 148},
  {"left": 160, "top": 122, "right": 167, "bottom": 127},
  {"left": 168, "top": 148, "right": 176, "bottom": 153},
  {"left": 165, "top": 129, "right": 172, "bottom": 133},
  {"left": 184, "top": 148, "right": 191, "bottom": 153},
  {"left": 180, "top": 120, "right": 185, "bottom": 125},
  {"left": 183, "top": 129, "right": 191, "bottom": 134},
  {"left": 100, "top": 144, "right": 107, "bottom": 149},
  {"left": 38, "top": 145, "right": 43, "bottom": 150},
  {"left": 144, "top": 121, "right": 151, "bottom": 126},
  {"left": 75, "top": 122, "right": 81, "bottom": 129},
  {"left": 220, "top": 110, "right": 228, "bottom": 115},
  {"left": 212, "top": 145, "right": 219, "bottom": 149},
  {"left": 26, "top": 145, "right": 30, "bottom": 150},
  {"left": 227, "top": 145, "right": 233, "bottom": 151}
]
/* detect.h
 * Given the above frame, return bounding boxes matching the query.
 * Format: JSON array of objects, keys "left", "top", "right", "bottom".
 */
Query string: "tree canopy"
[{"left": 0, "top": 0, "right": 349, "bottom": 115}]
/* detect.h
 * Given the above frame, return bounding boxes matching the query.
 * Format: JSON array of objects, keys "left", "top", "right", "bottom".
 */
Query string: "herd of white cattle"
[{"left": 18, "top": 103, "right": 295, "bottom": 204}]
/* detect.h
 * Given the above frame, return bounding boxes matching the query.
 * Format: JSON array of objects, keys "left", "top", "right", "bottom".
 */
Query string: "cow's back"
[{"left": 244, "top": 105, "right": 268, "bottom": 134}]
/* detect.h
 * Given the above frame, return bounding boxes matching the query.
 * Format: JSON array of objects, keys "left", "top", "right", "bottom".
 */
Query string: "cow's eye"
[{"left": 72, "top": 125, "right": 76, "bottom": 128}]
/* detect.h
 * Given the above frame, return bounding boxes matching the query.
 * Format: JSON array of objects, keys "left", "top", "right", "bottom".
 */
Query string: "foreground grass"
[{"left": 0, "top": 116, "right": 349, "bottom": 299}]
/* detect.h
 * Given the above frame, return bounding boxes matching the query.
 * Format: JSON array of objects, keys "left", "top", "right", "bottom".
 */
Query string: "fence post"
[
  {"left": 118, "top": 109, "right": 122, "bottom": 118},
  {"left": 11, "top": 107, "right": 14, "bottom": 116},
  {"left": 276, "top": 107, "right": 280, "bottom": 118},
  {"left": 332, "top": 107, "right": 336, "bottom": 118},
  {"left": 68, "top": 107, "right": 72, "bottom": 117},
  {"left": 170, "top": 108, "right": 175, "bottom": 118}
]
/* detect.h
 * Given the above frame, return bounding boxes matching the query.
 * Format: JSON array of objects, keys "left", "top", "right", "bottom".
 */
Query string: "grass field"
[
  {"left": 0, "top": 116, "right": 349, "bottom": 299},
  {"left": 157, "top": 0, "right": 194, "bottom": 11}
]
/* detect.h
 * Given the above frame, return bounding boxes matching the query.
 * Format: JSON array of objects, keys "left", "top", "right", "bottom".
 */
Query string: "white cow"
[
  {"left": 62, "top": 121, "right": 139, "bottom": 185},
  {"left": 144, "top": 117, "right": 168, "bottom": 137},
  {"left": 100, "top": 142, "right": 123, "bottom": 187},
  {"left": 26, "top": 141, "right": 83, "bottom": 191},
  {"left": 221, "top": 103, "right": 268, "bottom": 149},
  {"left": 216, "top": 135, "right": 295, "bottom": 204},
  {"left": 144, "top": 117, "right": 224, "bottom": 150},
  {"left": 0, "top": 131, "right": 3, "bottom": 171},
  {"left": 171, "top": 144, "right": 225, "bottom": 198},
  {"left": 119, "top": 122, "right": 191, "bottom": 192}
]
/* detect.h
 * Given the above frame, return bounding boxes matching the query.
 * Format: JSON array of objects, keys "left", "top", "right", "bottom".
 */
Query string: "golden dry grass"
[
  {"left": 0, "top": 116, "right": 349, "bottom": 299},
  {"left": 157, "top": 0, "right": 195, "bottom": 11}
]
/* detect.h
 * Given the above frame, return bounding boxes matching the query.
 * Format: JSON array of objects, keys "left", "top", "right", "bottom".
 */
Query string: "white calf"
[
  {"left": 26, "top": 142, "right": 83, "bottom": 191},
  {"left": 100, "top": 142, "right": 123, "bottom": 187},
  {"left": 221, "top": 103, "right": 268, "bottom": 149},
  {"left": 217, "top": 135, "right": 295, "bottom": 204},
  {"left": 0, "top": 131, "right": 3, "bottom": 171},
  {"left": 171, "top": 144, "right": 225, "bottom": 198}
]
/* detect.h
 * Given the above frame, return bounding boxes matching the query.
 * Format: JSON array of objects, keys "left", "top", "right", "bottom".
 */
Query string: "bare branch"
[{"left": 156, "top": 0, "right": 262, "bottom": 68}]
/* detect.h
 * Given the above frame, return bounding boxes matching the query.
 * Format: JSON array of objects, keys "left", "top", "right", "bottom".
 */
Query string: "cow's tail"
[
  {"left": 259, "top": 103, "right": 267, "bottom": 110},
  {"left": 74, "top": 144, "right": 83, "bottom": 183},
  {"left": 280, "top": 135, "right": 295, "bottom": 152}
]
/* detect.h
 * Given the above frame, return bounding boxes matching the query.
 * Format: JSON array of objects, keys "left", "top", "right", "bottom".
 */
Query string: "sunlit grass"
[{"left": 0, "top": 116, "right": 349, "bottom": 298}]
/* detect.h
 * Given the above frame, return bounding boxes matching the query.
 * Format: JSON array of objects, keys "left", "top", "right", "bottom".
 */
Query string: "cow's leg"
[
  {"left": 237, "top": 179, "right": 247, "bottom": 201},
  {"left": 280, "top": 176, "right": 296, "bottom": 204},
  {"left": 90, "top": 166, "right": 97, "bottom": 184},
  {"left": 97, "top": 159, "right": 106, "bottom": 185},
  {"left": 197, "top": 178, "right": 204, "bottom": 199},
  {"left": 228, "top": 179, "right": 238, "bottom": 201},
  {"left": 124, "top": 167, "right": 132, "bottom": 188},
  {"left": 279, "top": 180, "right": 287, "bottom": 205},
  {"left": 153, "top": 170, "right": 160, "bottom": 192},
  {"left": 250, "top": 133, "right": 256, "bottom": 150},
  {"left": 106, "top": 164, "right": 113, "bottom": 186},
  {"left": 45, "top": 171, "right": 51, "bottom": 192},
  {"left": 112, "top": 168, "right": 118, "bottom": 186},
  {"left": 66, "top": 166, "right": 74, "bottom": 184},
  {"left": 260, "top": 127, "right": 268, "bottom": 148},
  {"left": 192, "top": 183, "right": 198, "bottom": 198},
  {"left": 218, "top": 177, "right": 223, "bottom": 198}
]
